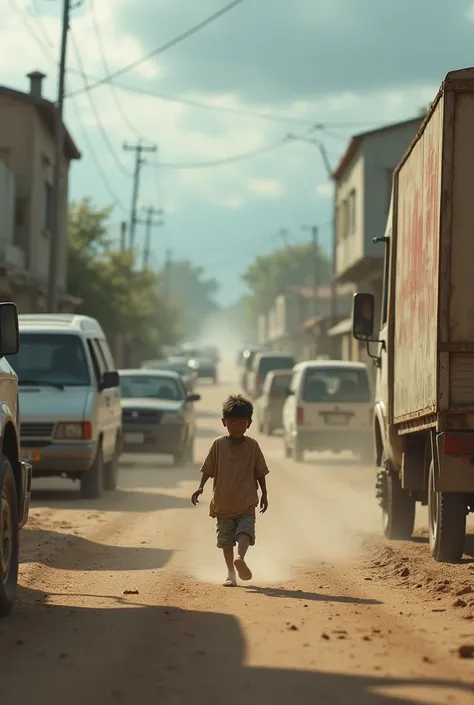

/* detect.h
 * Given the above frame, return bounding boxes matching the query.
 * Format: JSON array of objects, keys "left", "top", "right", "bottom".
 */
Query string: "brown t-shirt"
[{"left": 200, "top": 435, "right": 269, "bottom": 518}]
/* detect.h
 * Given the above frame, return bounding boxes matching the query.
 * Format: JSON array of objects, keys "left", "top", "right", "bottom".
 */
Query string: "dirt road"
[{"left": 1, "top": 372, "right": 474, "bottom": 704}]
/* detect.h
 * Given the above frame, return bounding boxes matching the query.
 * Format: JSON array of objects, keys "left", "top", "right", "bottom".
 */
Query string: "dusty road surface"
[{"left": 1, "top": 367, "right": 474, "bottom": 705}]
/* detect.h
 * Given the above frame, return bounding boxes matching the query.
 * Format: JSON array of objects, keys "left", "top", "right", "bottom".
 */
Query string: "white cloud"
[
  {"left": 245, "top": 178, "right": 284, "bottom": 199},
  {"left": 217, "top": 195, "right": 245, "bottom": 210},
  {"left": 316, "top": 183, "right": 333, "bottom": 199}
]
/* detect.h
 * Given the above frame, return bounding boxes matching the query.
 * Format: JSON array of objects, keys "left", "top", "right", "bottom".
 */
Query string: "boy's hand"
[
  {"left": 191, "top": 488, "right": 203, "bottom": 505},
  {"left": 260, "top": 493, "right": 268, "bottom": 513}
]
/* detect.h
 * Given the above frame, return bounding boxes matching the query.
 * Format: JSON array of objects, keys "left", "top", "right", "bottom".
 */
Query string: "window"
[
  {"left": 15, "top": 197, "right": 27, "bottom": 227},
  {"left": 119, "top": 374, "right": 184, "bottom": 401},
  {"left": 269, "top": 373, "right": 292, "bottom": 396},
  {"left": 44, "top": 182, "right": 53, "bottom": 232},
  {"left": 86, "top": 340, "right": 101, "bottom": 382},
  {"left": 9, "top": 333, "right": 91, "bottom": 386},
  {"left": 301, "top": 367, "right": 371, "bottom": 403},
  {"left": 257, "top": 356, "right": 295, "bottom": 377}
]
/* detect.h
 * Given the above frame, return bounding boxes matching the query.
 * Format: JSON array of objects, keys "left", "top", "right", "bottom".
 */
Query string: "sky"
[{"left": 3, "top": 0, "right": 474, "bottom": 304}]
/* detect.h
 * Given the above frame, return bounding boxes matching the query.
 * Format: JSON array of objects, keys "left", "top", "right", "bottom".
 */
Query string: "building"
[
  {"left": 0, "top": 71, "right": 81, "bottom": 312},
  {"left": 258, "top": 283, "right": 353, "bottom": 360},
  {"left": 328, "top": 116, "right": 423, "bottom": 364}
]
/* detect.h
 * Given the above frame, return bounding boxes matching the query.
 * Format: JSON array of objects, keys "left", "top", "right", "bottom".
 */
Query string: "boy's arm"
[
  {"left": 191, "top": 473, "right": 211, "bottom": 505},
  {"left": 255, "top": 442, "right": 269, "bottom": 513},
  {"left": 191, "top": 440, "right": 216, "bottom": 505},
  {"left": 257, "top": 475, "right": 268, "bottom": 513}
]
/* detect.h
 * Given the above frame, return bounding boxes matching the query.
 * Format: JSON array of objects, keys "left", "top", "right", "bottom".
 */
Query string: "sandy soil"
[{"left": 1, "top": 373, "right": 473, "bottom": 705}]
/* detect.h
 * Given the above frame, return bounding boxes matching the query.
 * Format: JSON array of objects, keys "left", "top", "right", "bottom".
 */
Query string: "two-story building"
[
  {"left": 0, "top": 71, "right": 81, "bottom": 312},
  {"left": 328, "top": 117, "right": 423, "bottom": 365}
]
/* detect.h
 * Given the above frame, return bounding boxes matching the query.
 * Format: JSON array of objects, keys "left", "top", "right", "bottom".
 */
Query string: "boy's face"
[{"left": 222, "top": 415, "right": 251, "bottom": 438}]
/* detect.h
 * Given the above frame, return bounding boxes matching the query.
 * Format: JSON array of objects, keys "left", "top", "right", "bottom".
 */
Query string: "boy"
[{"left": 191, "top": 394, "right": 269, "bottom": 587}]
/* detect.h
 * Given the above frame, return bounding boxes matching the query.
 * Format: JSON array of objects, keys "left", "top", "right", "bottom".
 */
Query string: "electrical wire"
[
  {"left": 66, "top": 0, "right": 244, "bottom": 98},
  {"left": 69, "top": 30, "right": 133, "bottom": 178}
]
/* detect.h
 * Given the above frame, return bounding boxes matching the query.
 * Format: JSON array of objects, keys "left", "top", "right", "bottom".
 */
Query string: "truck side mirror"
[
  {"left": 352, "top": 293, "right": 375, "bottom": 340},
  {"left": 0, "top": 302, "right": 19, "bottom": 357}
]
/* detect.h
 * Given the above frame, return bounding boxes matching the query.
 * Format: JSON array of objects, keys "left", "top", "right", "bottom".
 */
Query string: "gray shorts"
[{"left": 216, "top": 514, "right": 256, "bottom": 549}]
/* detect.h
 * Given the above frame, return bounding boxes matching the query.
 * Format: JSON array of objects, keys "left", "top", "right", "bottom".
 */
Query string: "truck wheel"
[
  {"left": 80, "top": 442, "right": 104, "bottom": 500},
  {"left": 0, "top": 455, "right": 19, "bottom": 618},
  {"left": 381, "top": 468, "right": 415, "bottom": 540},
  {"left": 103, "top": 438, "right": 120, "bottom": 491},
  {"left": 428, "top": 461, "right": 467, "bottom": 563}
]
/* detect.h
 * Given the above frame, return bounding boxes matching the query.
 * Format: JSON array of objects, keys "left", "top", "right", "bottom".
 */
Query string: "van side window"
[
  {"left": 92, "top": 338, "right": 109, "bottom": 373},
  {"left": 86, "top": 340, "right": 102, "bottom": 382},
  {"left": 96, "top": 338, "right": 115, "bottom": 371}
]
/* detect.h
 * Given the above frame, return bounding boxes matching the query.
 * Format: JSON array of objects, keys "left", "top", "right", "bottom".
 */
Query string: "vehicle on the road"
[
  {"left": 282, "top": 361, "right": 373, "bottom": 463},
  {"left": 8, "top": 314, "right": 122, "bottom": 499},
  {"left": 187, "top": 356, "right": 218, "bottom": 384},
  {"left": 239, "top": 347, "right": 260, "bottom": 393},
  {"left": 351, "top": 67, "right": 474, "bottom": 563},
  {"left": 119, "top": 369, "right": 201, "bottom": 465},
  {"left": 141, "top": 358, "right": 197, "bottom": 392},
  {"left": 0, "top": 302, "right": 32, "bottom": 617},
  {"left": 247, "top": 353, "right": 295, "bottom": 399},
  {"left": 255, "top": 369, "right": 292, "bottom": 435}
]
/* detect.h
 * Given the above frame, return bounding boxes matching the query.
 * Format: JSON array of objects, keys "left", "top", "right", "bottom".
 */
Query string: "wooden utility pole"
[
  {"left": 135, "top": 206, "right": 163, "bottom": 267},
  {"left": 123, "top": 141, "right": 157, "bottom": 249}
]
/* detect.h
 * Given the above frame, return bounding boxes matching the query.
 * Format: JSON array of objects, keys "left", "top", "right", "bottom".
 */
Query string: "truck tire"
[
  {"left": 380, "top": 464, "right": 415, "bottom": 540},
  {"left": 103, "top": 437, "right": 120, "bottom": 491},
  {"left": 428, "top": 461, "right": 467, "bottom": 563},
  {"left": 80, "top": 442, "right": 104, "bottom": 499},
  {"left": 0, "top": 455, "right": 19, "bottom": 618}
]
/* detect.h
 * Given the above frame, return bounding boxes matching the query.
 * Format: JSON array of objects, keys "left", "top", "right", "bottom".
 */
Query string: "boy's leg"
[
  {"left": 216, "top": 518, "right": 237, "bottom": 586},
  {"left": 234, "top": 515, "right": 255, "bottom": 581}
]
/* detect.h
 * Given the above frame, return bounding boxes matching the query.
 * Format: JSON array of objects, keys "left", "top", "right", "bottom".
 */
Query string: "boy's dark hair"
[{"left": 222, "top": 394, "right": 253, "bottom": 419}]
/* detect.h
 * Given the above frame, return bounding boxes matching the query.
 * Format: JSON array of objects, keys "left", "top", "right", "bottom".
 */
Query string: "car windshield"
[
  {"left": 8, "top": 333, "right": 91, "bottom": 386},
  {"left": 145, "top": 362, "right": 189, "bottom": 376},
  {"left": 120, "top": 375, "right": 184, "bottom": 401},
  {"left": 259, "top": 357, "right": 295, "bottom": 375},
  {"left": 302, "top": 367, "right": 371, "bottom": 403}
]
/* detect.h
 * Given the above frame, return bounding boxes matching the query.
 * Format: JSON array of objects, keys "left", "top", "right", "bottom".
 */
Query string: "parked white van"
[
  {"left": 7, "top": 314, "right": 122, "bottom": 498},
  {"left": 282, "top": 360, "right": 373, "bottom": 463}
]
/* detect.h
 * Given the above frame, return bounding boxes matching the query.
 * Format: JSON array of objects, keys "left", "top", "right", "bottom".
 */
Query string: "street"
[{"left": 1, "top": 369, "right": 474, "bottom": 705}]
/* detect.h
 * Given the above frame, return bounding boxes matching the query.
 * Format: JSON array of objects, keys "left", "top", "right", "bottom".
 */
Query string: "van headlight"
[
  {"left": 55, "top": 422, "right": 92, "bottom": 439},
  {"left": 161, "top": 413, "right": 182, "bottom": 425}
]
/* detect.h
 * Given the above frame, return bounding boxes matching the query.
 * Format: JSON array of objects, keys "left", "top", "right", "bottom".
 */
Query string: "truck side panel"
[
  {"left": 447, "top": 91, "right": 474, "bottom": 407},
  {"left": 393, "top": 99, "right": 443, "bottom": 423}
]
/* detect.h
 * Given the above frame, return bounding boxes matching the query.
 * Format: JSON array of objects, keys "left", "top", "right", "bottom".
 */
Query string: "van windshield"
[
  {"left": 8, "top": 333, "right": 91, "bottom": 387},
  {"left": 258, "top": 357, "right": 295, "bottom": 376},
  {"left": 302, "top": 367, "right": 371, "bottom": 403}
]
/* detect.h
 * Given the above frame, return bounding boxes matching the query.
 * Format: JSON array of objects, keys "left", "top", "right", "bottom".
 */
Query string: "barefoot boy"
[{"left": 191, "top": 394, "right": 269, "bottom": 586}]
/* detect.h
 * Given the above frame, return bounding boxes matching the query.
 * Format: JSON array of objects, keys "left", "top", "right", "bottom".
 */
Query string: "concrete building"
[
  {"left": 328, "top": 116, "right": 423, "bottom": 365},
  {"left": 0, "top": 71, "right": 81, "bottom": 312}
]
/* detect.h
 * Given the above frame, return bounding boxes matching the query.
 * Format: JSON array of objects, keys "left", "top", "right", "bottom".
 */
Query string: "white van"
[
  {"left": 282, "top": 360, "right": 373, "bottom": 463},
  {"left": 8, "top": 314, "right": 122, "bottom": 498}
]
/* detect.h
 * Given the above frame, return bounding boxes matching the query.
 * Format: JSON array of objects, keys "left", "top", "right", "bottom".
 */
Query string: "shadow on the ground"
[
  {"left": 243, "top": 585, "right": 383, "bottom": 605},
  {"left": 1, "top": 586, "right": 472, "bottom": 705}
]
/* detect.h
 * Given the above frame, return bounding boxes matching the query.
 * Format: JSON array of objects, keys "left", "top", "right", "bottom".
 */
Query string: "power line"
[{"left": 66, "top": 0, "right": 244, "bottom": 98}]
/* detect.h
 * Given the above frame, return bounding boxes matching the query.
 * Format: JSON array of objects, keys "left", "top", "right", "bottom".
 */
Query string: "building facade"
[{"left": 0, "top": 71, "right": 81, "bottom": 312}]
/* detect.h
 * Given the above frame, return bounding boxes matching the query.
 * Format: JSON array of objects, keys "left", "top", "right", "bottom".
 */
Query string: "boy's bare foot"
[
  {"left": 234, "top": 557, "right": 252, "bottom": 581},
  {"left": 223, "top": 572, "right": 237, "bottom": 587}
]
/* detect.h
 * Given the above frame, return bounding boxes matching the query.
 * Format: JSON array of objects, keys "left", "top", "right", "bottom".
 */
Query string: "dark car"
[
  {"left": 187, "top": 356, "right": 217, "bottom": 384},
  {"left": 141, "top": 358, "right": 196, "bottom": 392},
  {"left": 119, "top": 369, "right": 200, "bottom": 465}
]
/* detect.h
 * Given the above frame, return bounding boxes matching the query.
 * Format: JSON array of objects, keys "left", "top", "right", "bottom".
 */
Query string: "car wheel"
[
  {"left": 0, "top": 455, "right": 19, "bottom": 618},
  {"left": 80, "top": 442, "right": 104, "bottom": 499}
]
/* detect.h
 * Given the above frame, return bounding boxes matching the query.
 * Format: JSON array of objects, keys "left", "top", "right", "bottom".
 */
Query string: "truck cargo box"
[{"left": 391, "top": 68, "right": 474, "bottom": 429}]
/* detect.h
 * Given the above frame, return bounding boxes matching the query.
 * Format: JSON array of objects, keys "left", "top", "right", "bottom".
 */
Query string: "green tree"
[
  {"left": 67, "top": 199, "right": 181, "bottom": 360},
  {"left": 164, "top": 259, "right": 220, "bottom": 338},
  {"left": 242, "top": 242, "right": 331, "bottom": 318}
]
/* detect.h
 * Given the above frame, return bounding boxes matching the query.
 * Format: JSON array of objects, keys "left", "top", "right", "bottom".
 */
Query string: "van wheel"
[
  {"left": 428, "top": 461, "right": 466, "bottom": 563},
  {"left": 0, "top": 455, "right": 19, "bottom": 618},
  {"left": 380, "top": 466, "right": 415, "bottom": 540},
  {"left": 80, "top": 442, "right": 104, "bottom": 499},
  {"left": 104, "top": 438, "right": 120, "bottom": 491}
]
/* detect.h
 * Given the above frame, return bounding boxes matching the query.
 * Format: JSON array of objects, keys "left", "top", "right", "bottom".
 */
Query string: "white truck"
[{"left": 352, "top": 67, "right": 474, "bottom": 563}]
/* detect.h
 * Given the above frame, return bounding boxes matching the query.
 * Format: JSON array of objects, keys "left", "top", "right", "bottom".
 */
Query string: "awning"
[{"left": 327, "top": 317, "right": 352, "bottom": 337}]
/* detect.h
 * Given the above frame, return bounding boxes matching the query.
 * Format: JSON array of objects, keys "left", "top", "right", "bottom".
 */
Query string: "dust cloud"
[{"left": 194, "top": 314, "right": 246, "bottom": 385}]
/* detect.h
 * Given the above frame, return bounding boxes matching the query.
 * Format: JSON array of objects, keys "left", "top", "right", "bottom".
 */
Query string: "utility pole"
[
  {"left": 163, "top": 248, "right": 172, "bottom": 297},
  {"left": 47, "top": 0, "right": 71, "bottom": 313},
  {"left": 120, "top": 221, "right": 127, "bottom": 251},
  {"left": 135, "top": 206, "right": 164, "bottom": 267},
  {"left": 123, "top": 141, "right": 157, "bottom": 249}
]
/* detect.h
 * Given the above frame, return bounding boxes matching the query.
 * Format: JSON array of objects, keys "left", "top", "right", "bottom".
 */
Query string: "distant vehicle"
[
  {"left": 282, "top": 360, "right": 373, "bottom": 463},
  {"left": 141, "top": 358, "right": 196, "bottom": 392},
  {"left": 0, "top": 302, "right": 32, "bottom": 617},
  {"left": 8, "top": 314, "right": 122, "bottom": 499},
  {"left": 239, "top": 348, "right": 259, "bottom": 392},
  {"left": 188, "top": 356, "right": 218, "bottom": 384},
  {"left": 201, "top": 345, "right": 220, "bottom": 363},
  {"left": 255, "top": 369, "right": 293, "bottom": 435},
  {"left": 119, "top": 369, "right": 200, "bottom": 465},
  {"left": 247, "top": 353, "right": 295, "bottom": 399}
]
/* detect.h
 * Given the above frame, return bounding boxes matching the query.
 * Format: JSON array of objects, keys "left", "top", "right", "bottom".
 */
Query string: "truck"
[
  {"left": 352, "top": 67, "right": 474, "bottom": 563},
  {"left": 0, "top": 302, "right": 32, "bottom": 616}
]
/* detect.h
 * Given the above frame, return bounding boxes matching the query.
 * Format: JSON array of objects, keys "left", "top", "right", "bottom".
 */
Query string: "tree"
[
  {"left": 242, "top": 242, "right": 331, "bottom": 318},
  {"left": 67, "top": 199, "right": 181, "bottom": 361},
  {"left": 163, "top": 259, "right": 220, "bottom": 338}
]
